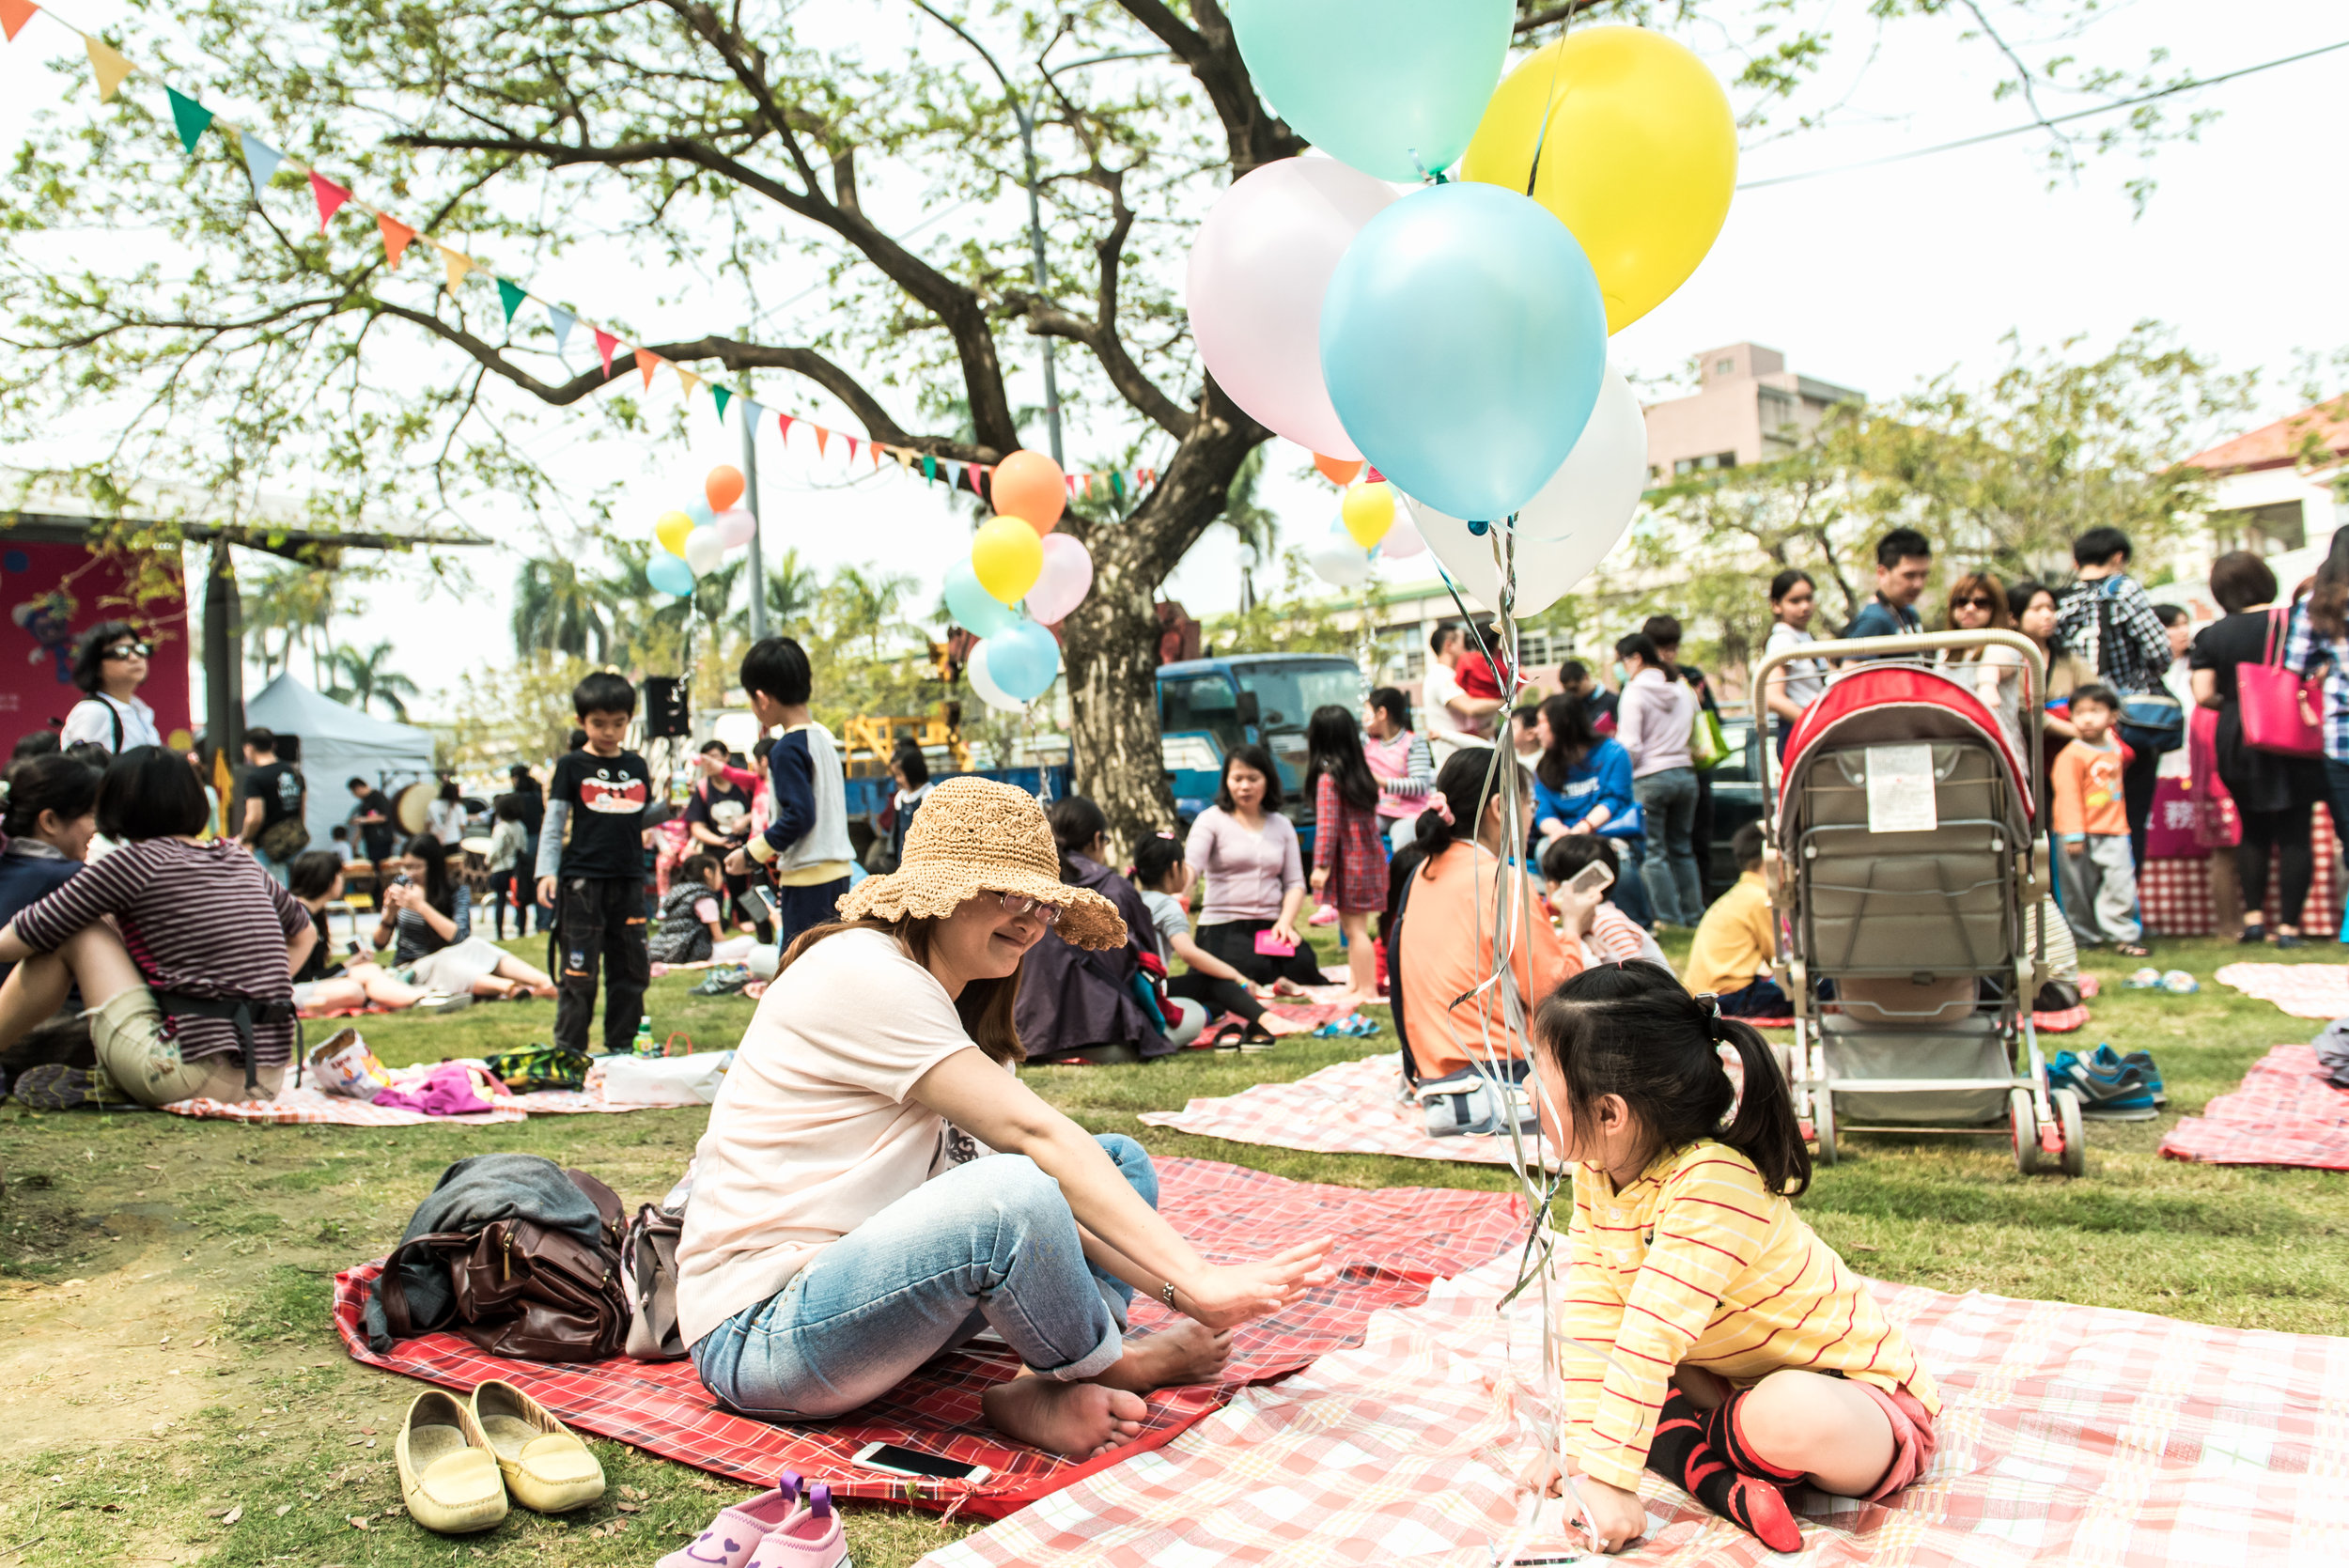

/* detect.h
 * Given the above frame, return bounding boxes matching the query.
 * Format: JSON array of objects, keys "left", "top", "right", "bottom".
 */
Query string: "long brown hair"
[
  {"left": 1943, "top": 570, "right": 2015, "bottom": 656},
  {"left": 780, "top": 917, "right": 1024, "bottom": 1064},
  {"left": 2308, "top": 530, "right": 2349, "bottom": 637}
]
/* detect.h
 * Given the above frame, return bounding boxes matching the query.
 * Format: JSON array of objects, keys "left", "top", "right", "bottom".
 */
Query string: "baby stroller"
[{"left": 1753, "top": 629, "right": 2086, "bottom": 1176}]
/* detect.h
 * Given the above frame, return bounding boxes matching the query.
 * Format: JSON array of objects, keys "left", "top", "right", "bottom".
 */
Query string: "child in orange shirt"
[{"left": 2051, "top": 684, "right": 2148, "bottom": 957}]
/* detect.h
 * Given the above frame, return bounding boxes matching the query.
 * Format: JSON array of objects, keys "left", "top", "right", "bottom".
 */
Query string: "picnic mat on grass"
[
  {"left": 161, "top": 1084, "right": 661, "bottom": 1126},
  {"left": 2160, "top": 1044, "right": 2349, "bottom": 1171},
  {"left": 1141, "top": 1053, "right": 1557, "bottom": 1170},
  {"left": 926, "top": 1250, "right": 2349, "bottom": 1568},
  {"left": 1746, "top": 1004, "right": 2091, "bottom": 1033},
  {"left": 2216, "top": 962, "right": 2349, "bottom": 1020},
  {"left": 330, "top": 1158, "right": 1524, "bottom": 1520}
]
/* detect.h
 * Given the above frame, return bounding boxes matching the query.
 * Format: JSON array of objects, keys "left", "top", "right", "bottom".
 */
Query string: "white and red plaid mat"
[
  {"left": 1140, "top": 1053, "right": 1557, "bottom": 1169},
  {"left": 2160, "top": 1044, "right": 2349, "bottom": 1172},
  {"left": 2214, "top": 963, "right": 2349, "bottom": 1020},
  {"left": 160, "top": 1083, "right": 658, "bottom": 1126},
  {"left": 332, "top": 1158, "right": 1525, "bottom": 1521},
  {"left": 926, "top": 1247, "right": 2349, "bottom": 1567}
]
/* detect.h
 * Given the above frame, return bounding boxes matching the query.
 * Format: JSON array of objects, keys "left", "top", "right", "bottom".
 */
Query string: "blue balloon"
[
  {"left": 1320, "top": 182, "right": 1610, "bottom": 522},
  {"left": 944, "top": 558, "right": 1019, "bottom": 639},
  {"left": 646, "top": 554, "right": 696, "bottom": 598},
  {"left": 1228, "top": 0, "right": 1514, "bottom": 182},
  {"left": 986, "top": 620, "right": 1061, "bottom": 703},
  {"left": 687, "top": 500, "right": 715, "bottom": 527}
]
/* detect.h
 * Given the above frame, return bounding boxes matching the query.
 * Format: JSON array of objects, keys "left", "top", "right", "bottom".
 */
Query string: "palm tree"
[
  {"left": 241, "top": 561, "right": 341, "bottom": 682},
  {"left": 759, "top": 547, "right": 821, "bottom": 638},
  {"left": 1219, "top": 448, "right": 1277, "bottom": 615},
  {"left": 829, "top": 565, "right": 920, "bottom": 661},
  {"left": 511, "top": 556, "right": 610, "bottom": 661},
  {"left": 326, "top": 641, "right": 419, "bottom": 720}
]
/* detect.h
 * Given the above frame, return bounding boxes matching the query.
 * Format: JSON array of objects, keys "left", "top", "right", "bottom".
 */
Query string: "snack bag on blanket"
[{"left": 305, "top": 1028, "right": 394, "bottom": 1100}]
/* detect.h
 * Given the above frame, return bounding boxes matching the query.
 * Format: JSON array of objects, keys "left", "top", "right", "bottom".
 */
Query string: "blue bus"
[{"left": 1156, "top": 653, "right": 1363, "bottom": 849}]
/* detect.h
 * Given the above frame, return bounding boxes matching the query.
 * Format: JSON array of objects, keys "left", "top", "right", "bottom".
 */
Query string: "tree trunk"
[{"left": 1058, "top": 394, "right": 1263, "bottom": 859}]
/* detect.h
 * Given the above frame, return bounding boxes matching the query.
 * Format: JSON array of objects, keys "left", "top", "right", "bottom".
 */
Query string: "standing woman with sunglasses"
[
  {"left": 1943, "top": 572, "right": 2023, "bottom": 742},
  {"left": 58, "top": 622, "right": 162, "bottom": 756}
]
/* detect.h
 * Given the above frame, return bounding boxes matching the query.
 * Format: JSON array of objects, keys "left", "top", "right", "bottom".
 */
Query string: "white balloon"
[
  {"left": 965, "top": 639, "right": 1025, "bottom": 712},
  {"left": 683, "top": 528, "right": 725, "bottom": 575},
  {"left": 1377, "top": 513, "right": 1427, "bottom": 559},
  {"left": 712, "top": 507, "right": 757, "bottom": 549},
  {"left": 1410, "top": 497, "right": 1639, "bottom": 617},
  {"left": 1306, "top": 527, "right": 1373, "bottom": 588}
]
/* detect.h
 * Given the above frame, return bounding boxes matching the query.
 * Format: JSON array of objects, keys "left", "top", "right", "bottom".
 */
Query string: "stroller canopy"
[{"left": 1781, "top": 664, "right": 2032, "bottom": 826}]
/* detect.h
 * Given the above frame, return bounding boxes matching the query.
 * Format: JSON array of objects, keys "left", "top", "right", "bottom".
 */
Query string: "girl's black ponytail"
[
  {"left": 1414, "top": 746, "right": 1496, "bottom": 872},
  {"left": 1710, "top": 1011, "right": 1812, "bottom": 1197}
]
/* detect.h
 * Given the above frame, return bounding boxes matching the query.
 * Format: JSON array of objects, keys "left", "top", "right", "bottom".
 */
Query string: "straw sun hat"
[{"left": 836, "top": 776, "right": 1126, "bottom": 950}]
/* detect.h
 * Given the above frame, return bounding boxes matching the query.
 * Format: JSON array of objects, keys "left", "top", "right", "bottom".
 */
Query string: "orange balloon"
[
  {"left": 705, "top": 464, "right": 745, "bottom": 512},
  {"left": 990, "top": 449, "right": 1066, "bottom": 534},
  {"left": 1315, "top": 452, "right": 1364, "bottom": 486}
]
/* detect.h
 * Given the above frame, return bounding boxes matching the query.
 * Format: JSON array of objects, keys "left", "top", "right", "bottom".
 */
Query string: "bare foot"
[
  {"left": 1091, "top": 1321, "right": 1234, "bottom": 1395},
  {"left": 981, "top": 1375, "right": 1147, "bottom": 1458},
  {"left": 1271, "top": 978, "right": 1306, "bottom": 997},
  {"left": 1259, "top": 1013, "right": 1311, "bottom": 1037}
]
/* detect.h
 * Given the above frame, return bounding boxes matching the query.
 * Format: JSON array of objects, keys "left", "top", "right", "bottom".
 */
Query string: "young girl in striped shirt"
[{"left": 1525, "top": 961, "right": 1939, "bottom": 1555}]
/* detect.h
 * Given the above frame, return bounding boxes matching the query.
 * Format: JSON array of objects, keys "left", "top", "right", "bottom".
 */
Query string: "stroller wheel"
[
  {"left": 2052, "top": 1087, "right": 2087, "bottom": 1177},
  {"left": 1812, "top": 1090, "right": 1837, "bottom": 1165},
  {"left": 2009, "top": 1088, "right": 2043, "bottom": 1175}
]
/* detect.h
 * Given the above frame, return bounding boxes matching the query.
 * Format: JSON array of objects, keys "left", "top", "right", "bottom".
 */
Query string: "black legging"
[
  {"left": 2123, "top": 742, "right": 2160, "bottom": 869},
  {"left": 1167, "top": 970, "right": 1264, "bottom": 1027},
  {"left": 1196, "top": 918, "right": 1327, "bottom": 988},
  {"left": 2236, "top": 800, "right": 2315, "bottom": 930}
]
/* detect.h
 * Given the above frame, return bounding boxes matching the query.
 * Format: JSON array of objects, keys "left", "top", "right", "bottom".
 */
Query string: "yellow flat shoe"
[
  {"left": 471, "top": 1379, "right": 605, "bottom": 1514},
  {"left": 396, "top": 1389, "right": 508, "bottom": 1535}
]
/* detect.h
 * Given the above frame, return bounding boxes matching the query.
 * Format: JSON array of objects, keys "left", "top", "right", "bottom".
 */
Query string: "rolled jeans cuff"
[{"left": 1037, "top": 1313, "right": 1128, "bottom": 1384}]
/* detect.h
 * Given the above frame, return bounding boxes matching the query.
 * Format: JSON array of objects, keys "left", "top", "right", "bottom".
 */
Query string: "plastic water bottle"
[{"left": 632, "top": 1019, "right": 657, "bottom": 1059}]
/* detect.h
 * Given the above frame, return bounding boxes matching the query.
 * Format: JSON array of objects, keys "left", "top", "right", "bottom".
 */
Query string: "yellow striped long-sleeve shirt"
[{"left": 1555, "top": 1140, "right": 1939, "bottom": 1492}]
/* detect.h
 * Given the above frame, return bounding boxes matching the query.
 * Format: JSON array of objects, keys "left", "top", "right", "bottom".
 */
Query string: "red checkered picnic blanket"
[
  {"left": 1140, "top": 1053, "right": 1557, "bottom": 1170},
  {"left": 2215, "top": 963, "right": 2349, "bottom": 1020},
  {"left": 2160, "top": 1044, "right": 2349, "bottom": 1171},
  {"left": 2143, "top": 803, "right": 2342, "bottom": 937},
  {"left": 330, "top": 1158, "right": 1524, "bottom": 1520},
  {"left": 158, "top": 1085, "right": 656, "bottom": 1126},
  {"left": 926, "top": 1250, "right": 2349, "bottom": 1567}
]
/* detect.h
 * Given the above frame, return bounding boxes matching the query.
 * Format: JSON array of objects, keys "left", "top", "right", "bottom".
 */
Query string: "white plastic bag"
[{"left": 597, "top": 1051, "right": 735, "bottom": 1107}]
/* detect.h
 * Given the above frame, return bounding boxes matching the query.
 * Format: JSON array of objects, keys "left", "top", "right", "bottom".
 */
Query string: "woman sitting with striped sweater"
[{"left": 0, "top": 746, "right": 315, "bottom": 1109}]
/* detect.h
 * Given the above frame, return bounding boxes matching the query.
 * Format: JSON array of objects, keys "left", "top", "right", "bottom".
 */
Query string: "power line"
[{"left": 1737, "top": 38, "right": 2349, "bottom": 191}]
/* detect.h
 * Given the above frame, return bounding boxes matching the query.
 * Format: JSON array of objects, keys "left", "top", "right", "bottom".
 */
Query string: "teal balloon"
[
  {"left": 646, "top": 554, "right": 696, "bottom": 598},
  {"left": 987, "top": 620, "right": 1061, "bottom": 703},
  {"left": 1320, "top": 182, "right": 1608, "bottom": 521},
  {"left": 1227, "top": 0, "right": 1514, "bottom": 181},
  {"left": 944, "top": 558, "right": 1019, "bottom": 638},
  {"left": 687, "top": 500, "right": 715, "bottom": 528}
]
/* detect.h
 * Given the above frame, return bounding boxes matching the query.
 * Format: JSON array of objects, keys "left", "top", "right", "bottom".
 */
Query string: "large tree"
[{"left": 0, "top": 0, "right": 2204, "bottom": 840}]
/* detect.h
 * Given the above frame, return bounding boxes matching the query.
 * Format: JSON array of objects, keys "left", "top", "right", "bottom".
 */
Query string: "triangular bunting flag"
[
  {"left": 306, "top": 171, "right": 350, "bottom": 233},
  {"left": 844, "top": 436, "right": 860, "bottom": 462},
  {"left": 85, "top": 36, "right": 132, "bottom": 101},
  {"left": 944, "top": 459, "right": 963, "bottom": 489},
  {"left": 776, "top": 412, "right": 795, "bottom": 443},
  {"left": 874, "top": 444, "right": 889, "bottom": 471},
  {"left": 921, "top": 455, "right": 937, "bottom": 481},
  {"left": 164, "top": 87, "right": 213, "bottom": 154},
  {"left": 546, "top": 305, "right": 574, "bottom": 354},
  {"left": 0, "top": 0, "right": 39, "bottom": 44},
  {"left": 711, "top": 385, "right": 732, "bottom": 421},
  {"left": 814, "top": 427, "right": 830, "bottom": 458},
  {"left": 1109, "top": 470, "right": 1125, "bottom": 502},
  {"left": 633, "top": 348, "right": 660, "bottom": 389},
  {"left": 592, "top": 329, "right": 618, "bottom": 376},
  {"left": 496, "top": 278, "right": 527, "bottom": 323},
  {"left": 376, "top": 214, "right": 416, "bottom": 269},
  {"left": 238, "top": 130, "right": 282, "bottom": 197},
  {"left": 677, "top": 365, "right": 700, "bottom": 397},
  {"left": 739, "top": 399, "right": 761, "bottom": 430},
  {"left": 894, "top": 448, "right": 913, "bottom": 471},
  {"left": 436, "top": 244, "right": 474, "bottom": 295}
]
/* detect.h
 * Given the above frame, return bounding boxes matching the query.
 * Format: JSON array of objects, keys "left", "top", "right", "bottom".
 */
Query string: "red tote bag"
[{"left": 2237, "top": 606, "right": 2325, "bottom": 758}]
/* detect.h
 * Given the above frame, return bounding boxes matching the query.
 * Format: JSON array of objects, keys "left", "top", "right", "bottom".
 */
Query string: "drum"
[{"left": 394, "top": 781, "right": 436, "bottom": 836}]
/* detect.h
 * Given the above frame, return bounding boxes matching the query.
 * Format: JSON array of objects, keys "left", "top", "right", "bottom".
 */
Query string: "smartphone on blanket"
[{"left": 852, "top": 1443, "right": 992, "bottom": 1484}]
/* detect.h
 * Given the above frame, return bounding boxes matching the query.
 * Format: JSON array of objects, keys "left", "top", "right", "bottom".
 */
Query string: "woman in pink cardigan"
[{"left": 1182, "top": 745, "right": 1327, "bottom": 991}]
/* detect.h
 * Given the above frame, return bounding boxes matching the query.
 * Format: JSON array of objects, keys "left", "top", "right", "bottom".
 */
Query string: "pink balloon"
[
  {"left": 1026, "top": 534, "right": 1095, "bottom": 625},
  {"left": 1378, "top": 513, "right": 1427, "bottom": 558},
  {"left": 712, "top": 507, "right": 757, "bottom": 549},
  {"left": 1187, "top": 157, "right": 1395, "bottom": 461}
]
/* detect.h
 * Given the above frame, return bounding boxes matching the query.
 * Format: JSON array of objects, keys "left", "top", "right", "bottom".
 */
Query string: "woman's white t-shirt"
[
  {"left": 675, "top": 926, "right": 988, "bottom": 1346},
  {"left": 1764, "top": 623, "right": 1826, "bottom": 713},
  {"left": 59, "top": 692, "right": 161, "bottom": 753},
  {"left": 427, "top": 799, "right": 468, "bottom": 845}
]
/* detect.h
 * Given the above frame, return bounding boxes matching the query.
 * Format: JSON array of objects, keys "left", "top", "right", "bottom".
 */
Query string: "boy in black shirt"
[{"left": 535, "top": 672, "right": 653, "bottom": 1053}]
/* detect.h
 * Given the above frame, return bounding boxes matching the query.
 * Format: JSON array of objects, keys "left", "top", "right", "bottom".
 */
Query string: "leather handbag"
[
  {"left": 378, "top": 1169, "right": 630, "bottom": 1362},
  {"left": 620, "top": 1203, "right": 689, "bottom": 1361},
  {"left": 2237, "top": 607, "right": 2325, "bottom": 758}
]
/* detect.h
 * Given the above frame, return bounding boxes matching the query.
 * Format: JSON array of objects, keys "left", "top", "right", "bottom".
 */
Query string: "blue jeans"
[
  {"left": 691, "top": 1134, "right": 1157, "bottom": 1420},
  {"left": 1633, "top": 767, "right": 1703, "bottom": 925},
  {"left": 1609, "top": 834, "right": 1655, "bottom": 928}
]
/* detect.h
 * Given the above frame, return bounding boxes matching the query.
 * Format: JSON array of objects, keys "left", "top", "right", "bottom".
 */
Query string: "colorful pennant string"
[{"left": 7, "top": 4, "right": 1163, "bottom": 510}]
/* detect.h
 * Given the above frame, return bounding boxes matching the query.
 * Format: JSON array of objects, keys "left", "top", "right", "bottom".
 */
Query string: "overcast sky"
[{"left": 6, "top": 0, "right": 2344, "bottom": 721}]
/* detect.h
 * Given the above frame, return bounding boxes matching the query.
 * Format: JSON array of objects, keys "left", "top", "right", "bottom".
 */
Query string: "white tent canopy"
[{"left": 244, "top": 674, "right": 437, "bottom": 850}]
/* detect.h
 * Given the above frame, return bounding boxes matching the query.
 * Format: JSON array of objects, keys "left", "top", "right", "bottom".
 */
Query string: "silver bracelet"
[{"left": 1159, "top": 1281, "right": 1177, "bottom": 1310}]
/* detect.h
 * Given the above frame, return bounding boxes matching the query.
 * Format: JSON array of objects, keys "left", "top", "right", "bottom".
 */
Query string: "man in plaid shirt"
[{"left": 2053, "top": 527, "right": 2174, "bottom": 863}]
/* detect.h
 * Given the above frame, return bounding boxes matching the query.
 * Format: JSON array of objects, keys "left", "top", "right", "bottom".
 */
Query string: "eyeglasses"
[
  {"left": 102, "top": 642, "right": 151, "bottom": 660},
  {"left": 996, "top": 892, "right": 1062, "bottom": 927},
  {"left": 1955, "top": 598, "right": 1996, "bottom": 611}
]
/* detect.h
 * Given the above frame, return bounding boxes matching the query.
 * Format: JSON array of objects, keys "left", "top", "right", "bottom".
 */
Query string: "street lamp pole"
[
  {"left": 1010, "top": 100, "right": 1064, "bottom": 468},
  {"left": 741, "top": 374, "right": 769, "bottom": 640}
]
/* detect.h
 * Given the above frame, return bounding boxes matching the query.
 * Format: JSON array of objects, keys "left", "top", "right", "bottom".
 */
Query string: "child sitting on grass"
[
  {"left": 1679, "top": 822, "right": 1785, "bottom": 1017},
  {"left": 1524, "top": 962, "right": 1939, "bottom": 1554},
  {"left": 1130, "top": 834, "right": 1306, "bottom": 1043},
  {"left": 1538, "top": 836, "right": 1667, "bottom": 971},
  {"left": 650, "top": 853, "right": 764, "bottom": 967}
]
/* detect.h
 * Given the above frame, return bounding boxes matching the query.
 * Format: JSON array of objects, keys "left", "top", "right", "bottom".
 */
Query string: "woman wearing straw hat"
[{"left": 677, "top": 778, "right": 1331, "bottom": 1458}]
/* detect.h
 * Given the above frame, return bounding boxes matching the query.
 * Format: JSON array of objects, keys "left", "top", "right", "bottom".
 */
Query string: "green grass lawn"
[{"left": 0, "top": 930, "right": 2341, "bottom": 1568}]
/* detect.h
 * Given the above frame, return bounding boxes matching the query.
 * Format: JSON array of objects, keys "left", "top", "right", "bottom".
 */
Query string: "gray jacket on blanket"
[{"left": 362, "top": 1152, "right": 611, "bottom": 1353}]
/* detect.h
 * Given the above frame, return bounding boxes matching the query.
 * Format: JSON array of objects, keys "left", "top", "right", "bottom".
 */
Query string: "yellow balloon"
[
  {"left": 1341, "top": 481, "right": 1395, "bottom": 549},
  {"left": 655, "top": 510, "right": 695, "bottom": 558},
  {"left": 1460, "top": 26, "right": 1735, "bottom": 334},
  {"left": 971, "top": 515, "right": 1044, "bottom": 604}
]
